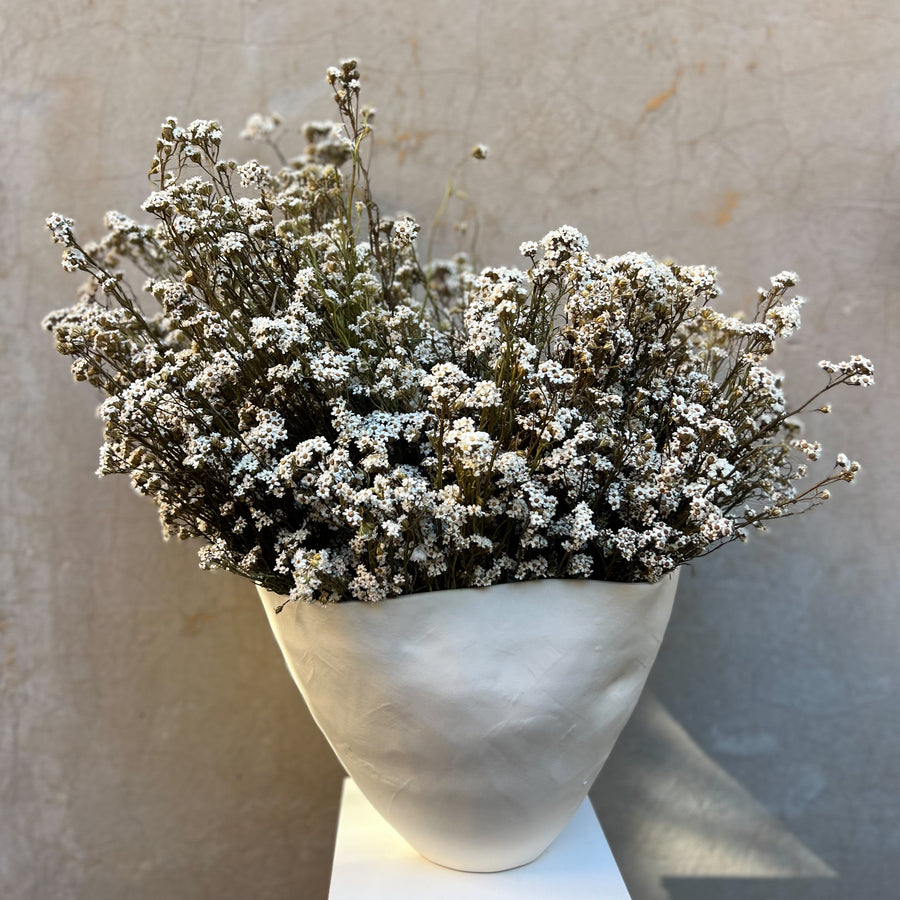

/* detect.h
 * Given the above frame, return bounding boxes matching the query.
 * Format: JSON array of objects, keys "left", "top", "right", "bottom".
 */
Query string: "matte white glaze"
[{"left": 259, "top": 573, "right": 678, "bottom": 872}]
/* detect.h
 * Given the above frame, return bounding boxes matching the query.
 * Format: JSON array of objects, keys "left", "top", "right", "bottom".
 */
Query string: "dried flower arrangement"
[{"left": 44, "top": 59, "right": 873, "bottom": 607}]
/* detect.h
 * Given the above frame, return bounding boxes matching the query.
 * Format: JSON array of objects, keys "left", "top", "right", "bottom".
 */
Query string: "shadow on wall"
[
  {"left": 592, "top": 693, "right": 835, "bottom": 900},
  {"left": 663, "top": 878, "right": 843, "bottom": 900}
]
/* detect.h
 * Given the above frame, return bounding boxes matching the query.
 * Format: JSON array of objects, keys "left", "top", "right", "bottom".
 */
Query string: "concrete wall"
[{"left": 2, "top": 1, "right": 897, "bottom": 897}]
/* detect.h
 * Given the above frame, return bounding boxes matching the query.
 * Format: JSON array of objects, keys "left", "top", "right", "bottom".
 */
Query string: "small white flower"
[
  {"left": 391, "top": 217, "right": 420, "bottom": 250},
  {"left": 46, "top": 212, "right": 76, "bottom": 245}
]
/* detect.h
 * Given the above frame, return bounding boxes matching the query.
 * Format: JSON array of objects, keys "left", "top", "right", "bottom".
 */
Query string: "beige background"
[{"left": 2, "top": 2, "right": 898, "bottom": 898}]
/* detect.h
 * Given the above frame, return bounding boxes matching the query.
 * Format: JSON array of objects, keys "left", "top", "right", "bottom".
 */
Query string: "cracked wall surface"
[{"left": 2, "top": 1, "right": 898, "bottom": 898}]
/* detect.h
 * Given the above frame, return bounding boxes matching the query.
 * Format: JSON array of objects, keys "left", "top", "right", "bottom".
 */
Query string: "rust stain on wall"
[
  {"left": 390, "top": 129, "right": 434, "bottom": 165},
  {"left": 182, "top": 610, "right": 217, "bottom": 636},
  {"left": 644, "top": 68, "right": 682, "bottom": 115},
  {"left": 713, "top": 191, "right": 742, "bottom": 226},
  {"left": 693, "top": 191, "right": 742, "bottom": 227}
]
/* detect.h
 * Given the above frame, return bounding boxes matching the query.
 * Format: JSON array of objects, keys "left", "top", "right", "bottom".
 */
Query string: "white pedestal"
[{"left": 329, "top": 778, "right": 632, "bottom": 899}]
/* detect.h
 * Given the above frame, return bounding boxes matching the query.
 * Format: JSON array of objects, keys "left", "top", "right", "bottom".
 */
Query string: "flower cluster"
[{"left": 44, "top": 60, "right": 873, "bottom": 605}]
